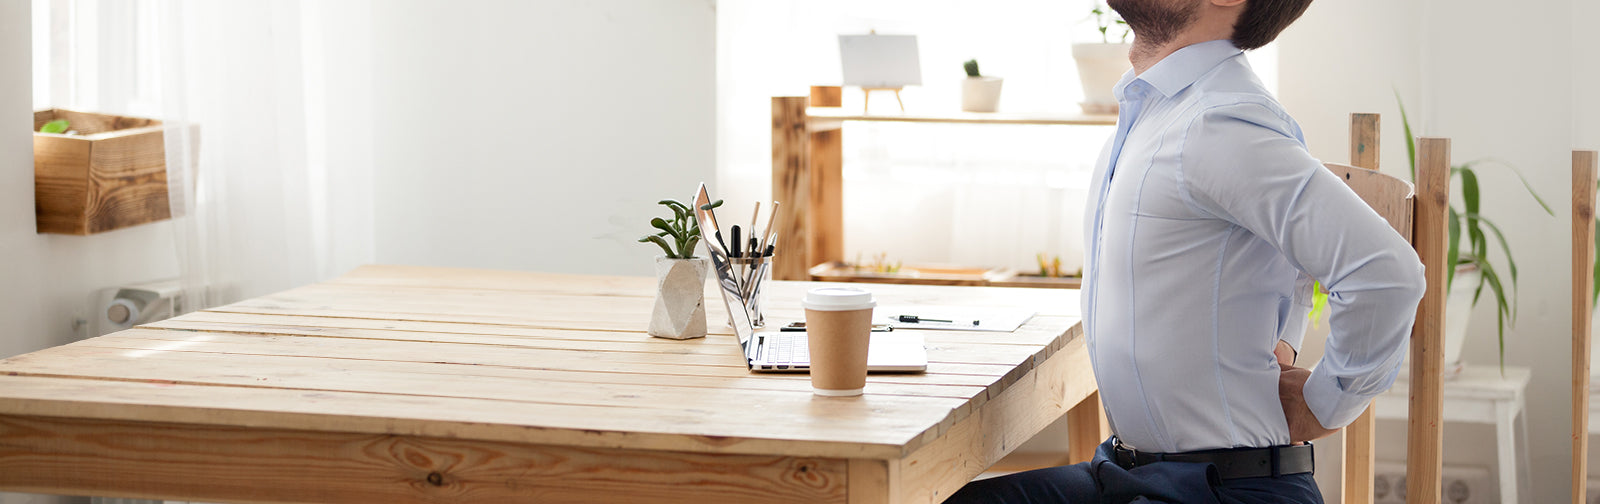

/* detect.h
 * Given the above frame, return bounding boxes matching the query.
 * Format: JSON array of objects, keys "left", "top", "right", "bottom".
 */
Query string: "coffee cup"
[{"left": 802, "top": 287, "right": 876, "bottom": 396}]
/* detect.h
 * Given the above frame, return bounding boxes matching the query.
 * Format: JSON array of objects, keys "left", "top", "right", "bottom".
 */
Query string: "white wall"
[
  {"left": 2, "top": 2, "right": 161, "bottom": 503},
  {"left": 1279, "top": 0, "right": 1577, "bottom": 501},
  {"left": 370, "top": 0, "right": 717, "bottom": 277}
]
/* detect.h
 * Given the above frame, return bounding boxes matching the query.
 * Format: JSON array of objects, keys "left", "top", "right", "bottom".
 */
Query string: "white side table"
[{"left": 1373, "top": 365, "right": 1530, "bottom": 504}]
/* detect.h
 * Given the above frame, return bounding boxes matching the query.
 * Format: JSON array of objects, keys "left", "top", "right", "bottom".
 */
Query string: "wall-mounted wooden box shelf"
[{"left": 33, "top": 109, "right": 173, "bottom": 235}]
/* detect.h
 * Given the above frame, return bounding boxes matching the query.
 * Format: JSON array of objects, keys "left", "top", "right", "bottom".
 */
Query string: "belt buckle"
[{"left": 1112, "top": 437, "right": 1139, "bottom": 470}]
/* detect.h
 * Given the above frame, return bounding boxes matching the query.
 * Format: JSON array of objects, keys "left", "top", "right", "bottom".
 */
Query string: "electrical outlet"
[{"left": 1375, "top": 462, "right": 1492, "bottom": 504}]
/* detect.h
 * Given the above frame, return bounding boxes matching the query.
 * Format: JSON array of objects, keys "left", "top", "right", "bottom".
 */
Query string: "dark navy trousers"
[{"left": 944, "top": 438, "right": 1324, "bottom": 504}]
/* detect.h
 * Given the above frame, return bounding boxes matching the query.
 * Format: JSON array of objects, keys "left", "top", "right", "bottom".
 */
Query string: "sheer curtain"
[{"left": 34, "top": 0, "right": 374, "bottom": 311}]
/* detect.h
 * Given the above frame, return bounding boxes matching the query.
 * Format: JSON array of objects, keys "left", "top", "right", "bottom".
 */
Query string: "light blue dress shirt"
[{"left": 1082, "top": 40, "right": 1426, "bottom": 452}]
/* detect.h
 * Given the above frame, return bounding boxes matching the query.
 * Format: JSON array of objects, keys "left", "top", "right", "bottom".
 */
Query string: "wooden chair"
[
  {"left": 1573, "top": 150, "right": 1597, "bottom": 504},
  {"left": 1324, "top": 114, "right": 1449, "bottom": 504}
]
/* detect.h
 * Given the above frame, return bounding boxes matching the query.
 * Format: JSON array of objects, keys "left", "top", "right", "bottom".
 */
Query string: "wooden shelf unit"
[{"left": 770, "top": 92, "right": 1116, "bottom": 282}]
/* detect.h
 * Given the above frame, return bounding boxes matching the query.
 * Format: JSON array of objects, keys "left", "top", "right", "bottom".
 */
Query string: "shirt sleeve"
[{"left": 1175, "top": 100, "right": 1426, "bottom": 430}]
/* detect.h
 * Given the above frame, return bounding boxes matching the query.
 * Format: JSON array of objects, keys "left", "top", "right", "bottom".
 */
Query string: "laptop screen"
[{"left": 692, "top": 183, "right": 758, "bottom": 348}]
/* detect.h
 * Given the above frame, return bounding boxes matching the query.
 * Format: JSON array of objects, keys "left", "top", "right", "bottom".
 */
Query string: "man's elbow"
[{"left": 1405, "top": 256, "right": 1427, "bottom": 305}]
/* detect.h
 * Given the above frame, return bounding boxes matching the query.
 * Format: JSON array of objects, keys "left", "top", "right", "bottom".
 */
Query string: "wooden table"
[{"left": 0, "top": 265, "right": 1100, "bottom": 503}]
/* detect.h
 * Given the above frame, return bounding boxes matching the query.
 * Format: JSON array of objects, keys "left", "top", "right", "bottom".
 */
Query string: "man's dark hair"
[{"left": 1231, "top": 0, "right": 1313, "bottom": 50}]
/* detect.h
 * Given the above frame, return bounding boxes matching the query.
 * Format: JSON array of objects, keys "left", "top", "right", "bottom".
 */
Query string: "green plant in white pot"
[
  {"left": 1311, "top": 100, "right": 1552, "bottom": 375},
  {"left": 639, "top": 198, "right": 720, "bottom": 340},
  {"left": 1398, "top": 100, "right": 1551, "bottom": 375},
  {"left": 1071, "top": 1, "right": 1131, "bottom": 115},
  {"left": 961, "top": 59, "right": 1004, "bottom": 113}
]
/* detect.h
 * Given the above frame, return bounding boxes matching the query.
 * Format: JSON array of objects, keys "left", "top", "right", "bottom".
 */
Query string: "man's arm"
[{"left": 1178, "top": 101, "right": 1426, "bottom": 436}]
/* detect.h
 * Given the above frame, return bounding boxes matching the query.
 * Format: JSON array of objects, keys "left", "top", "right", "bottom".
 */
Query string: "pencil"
[{"left": 759, "top": 201, "right": 779, "bottom": 254}]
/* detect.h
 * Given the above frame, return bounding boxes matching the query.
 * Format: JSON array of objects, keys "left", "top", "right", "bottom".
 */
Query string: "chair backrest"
[
  {"left": 1573, "top": 150, "right": 1597, "bottom": 504},
  {"left": 1326, "top": 114, "right": 1449, "bottom": 504}
]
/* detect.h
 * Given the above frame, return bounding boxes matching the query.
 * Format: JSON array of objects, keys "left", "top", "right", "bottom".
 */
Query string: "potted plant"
[
  {"left": 638, "top": 198, "right": 720, "bottom": 340},
  {"left": 1309, "top": 99, "right": 1552, "bottom": 375},
  {"left": 961, "top": 59, "right": 1003, "bottom": 113},
  {"left": 1071, "top": 1, "right": 1132, "bottom": 115}
]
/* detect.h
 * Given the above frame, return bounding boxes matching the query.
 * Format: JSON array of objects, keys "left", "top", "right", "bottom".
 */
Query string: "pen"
[{"left": 730, "top": 225, "right": 742, "bottom": 259}]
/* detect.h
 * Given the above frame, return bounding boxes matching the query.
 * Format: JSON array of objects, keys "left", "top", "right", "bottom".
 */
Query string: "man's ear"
[{"left": 1211, "top": 0, "right": 1246, "bottom": 6}]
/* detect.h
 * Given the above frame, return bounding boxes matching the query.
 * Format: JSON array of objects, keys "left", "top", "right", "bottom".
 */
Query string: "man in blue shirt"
[{"left": 948, "top": 0, "right": 1425, "bottom": 502}]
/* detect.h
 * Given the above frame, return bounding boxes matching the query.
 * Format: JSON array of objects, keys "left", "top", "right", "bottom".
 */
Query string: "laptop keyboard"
[{"left": 761, "top": 333, "right": 809, "bottom": 368}]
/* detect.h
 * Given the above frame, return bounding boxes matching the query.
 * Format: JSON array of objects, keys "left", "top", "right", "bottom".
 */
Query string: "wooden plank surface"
[
  {"left": 1574, "top": 149, "right": 1597, "bottom": 504},
  {"left": 1407, "top": 137, "right": 1450, "bottom": 504},
  {"left": 0, "top": 265, "right": 1082, "bottom": 465},
  {"left": 0, "top": 415, "right": 849, "bottom": 504}
]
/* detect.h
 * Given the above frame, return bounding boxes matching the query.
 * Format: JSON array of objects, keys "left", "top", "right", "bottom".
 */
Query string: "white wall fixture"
[{"left": 92, "top": 279, "right": 184, "bottom": 337}]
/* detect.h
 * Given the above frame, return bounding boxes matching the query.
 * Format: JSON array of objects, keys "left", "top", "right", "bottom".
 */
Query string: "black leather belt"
[{"left": 1111, "top": 438, "right": 1314, "bottom": 480}]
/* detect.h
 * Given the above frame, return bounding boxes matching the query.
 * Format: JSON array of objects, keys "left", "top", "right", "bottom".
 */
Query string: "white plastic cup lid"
[{"left": 802, "top": 287, "right": 876, "bottom": 311}]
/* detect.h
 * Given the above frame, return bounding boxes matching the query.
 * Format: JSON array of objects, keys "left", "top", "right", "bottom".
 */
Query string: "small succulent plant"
[
  {"left": 640, "top": 198, "right": 721, "bottom": 259},
  {"left": 964, "top": 59, "right": 981, "bottom": 78}
]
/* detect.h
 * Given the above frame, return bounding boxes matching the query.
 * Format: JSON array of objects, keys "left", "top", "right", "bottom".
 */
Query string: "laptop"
[{"left": 691, "top": 183, "right": 928, "bottom": 373}]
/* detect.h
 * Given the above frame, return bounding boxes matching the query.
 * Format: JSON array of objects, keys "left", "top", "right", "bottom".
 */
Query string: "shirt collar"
[{"left": 1113, "top": 39, "right": 1243, "bottom": 102}]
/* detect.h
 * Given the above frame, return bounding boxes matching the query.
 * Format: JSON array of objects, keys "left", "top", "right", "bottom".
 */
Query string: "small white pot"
[
  {"left": 1071, "top": 42, "right": 1132, "bottom": 115},
  {"left": 1440, "top": 264, "right": 1481, "bottom": 375},
  {"left": 648, "top": 256, "right": 710, "bottom": 340},
  {"left": 961, "top": 76, "right": 1004, "bottom": 113}
]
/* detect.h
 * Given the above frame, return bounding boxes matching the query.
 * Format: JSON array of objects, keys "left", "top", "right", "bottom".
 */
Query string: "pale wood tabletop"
[{"left": 0, "top": 264, "right": 1097, "bottom": 504}]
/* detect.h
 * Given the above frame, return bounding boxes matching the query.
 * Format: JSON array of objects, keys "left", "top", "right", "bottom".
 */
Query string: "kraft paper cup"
[{"left": 803, "top": 287, "right": 876, "bottom": 397}]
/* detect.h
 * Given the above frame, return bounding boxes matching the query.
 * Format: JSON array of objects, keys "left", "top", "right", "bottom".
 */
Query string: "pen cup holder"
[{"left": 734, "top": 256, "right": 771, "bottom": 328}]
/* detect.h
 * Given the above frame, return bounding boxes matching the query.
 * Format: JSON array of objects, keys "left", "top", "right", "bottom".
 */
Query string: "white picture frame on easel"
[{"left": 839, "top": 33, "right": 921, "bottom": 111}]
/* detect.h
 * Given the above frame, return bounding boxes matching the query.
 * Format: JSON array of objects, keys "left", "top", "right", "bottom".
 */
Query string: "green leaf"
[
  {"left": 1594, "top": 217, "right": 1600, "bottom": 306},
  {"left": 650, "top": 217, "right": 680, "bottom": 239},
  {"left": 682, "top": 235, "right": 701, "bottom": 259},
  {"left": 1446, "top": 209, "right": 1460, "bottom": 288},
  {"left": 1460, "top": 158, "right": 1555, "bottom": 216},
  {"left": 1475, "top": 258, "right": 1511, "bottom": 374},
  {"left": 699, "top": 199, "right": 724, "bottom": 211},
  {"left": 39, "top": 119, "right": 68, "bottom": 134},
  {"left": 1395, "top": 92, "right": 1417, "bottom": 182},
  {"left": 659, "top": 199, "right": 690, "bottom": 219},
  {"left": 1463, "top": 212, "right": 1517, "bottom": 292},
  {"left": 641, "top": 234, "right": 675, "bottom": 257}
]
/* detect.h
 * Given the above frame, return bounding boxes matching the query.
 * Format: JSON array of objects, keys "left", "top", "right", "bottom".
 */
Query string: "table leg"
[
  {"left": 1497, "top": 400, "right": 1517, "bottom": 504},
  {"left": 1066, "top": 391, "right": 1107, "bottom": 464}
]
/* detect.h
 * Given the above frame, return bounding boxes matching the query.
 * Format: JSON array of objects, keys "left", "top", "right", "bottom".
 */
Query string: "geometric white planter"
[
  {"left": 961, "top": 76, "right": 1004, "bottom": 113},
  {"left": 1071, "top": 42, "right": 1132, "bottom": 115},
  {"left": 648, "top": 256, "right": 710, "bottom": 340}
]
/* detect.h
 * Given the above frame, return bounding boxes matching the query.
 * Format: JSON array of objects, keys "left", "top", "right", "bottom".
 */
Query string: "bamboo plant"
[{"left": 639, "top": 199, "right": 721, "bottom": 259}]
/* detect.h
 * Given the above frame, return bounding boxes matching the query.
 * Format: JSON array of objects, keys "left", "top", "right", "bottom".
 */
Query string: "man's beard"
[{"left": 1104, "top": 0, "right": 1201, "bottom": 47}]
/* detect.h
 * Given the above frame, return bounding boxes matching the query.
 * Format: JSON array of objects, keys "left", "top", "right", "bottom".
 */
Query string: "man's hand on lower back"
[
  {"left": 1274, "top": 340, "right": 1296, "bottom": 367},
  {"left": 1278, "top": 364, "right": 1338, "bottom": 443}
]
